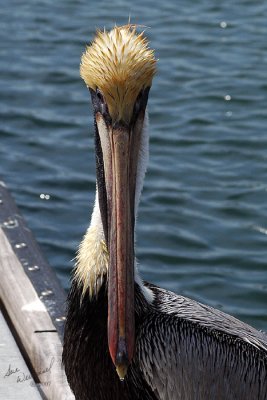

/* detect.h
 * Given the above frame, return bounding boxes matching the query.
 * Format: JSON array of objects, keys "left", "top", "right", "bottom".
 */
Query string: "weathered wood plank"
[
  {"left": 0, "top": 228, "right": 74, "bottom": 399},
  {"left": 0, "top": 182, "right": 66, "bottom": 339},
  {"left": 0, "top": 310, "right": 42, "bottom": 400},
  {"left": 0, "top": 182, "right": 74, "bottom": 399}
]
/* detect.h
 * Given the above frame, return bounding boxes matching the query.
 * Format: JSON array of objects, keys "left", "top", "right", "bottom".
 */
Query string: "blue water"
[{"left": 1, "top": 1, "right": 267, "bottom": 330}]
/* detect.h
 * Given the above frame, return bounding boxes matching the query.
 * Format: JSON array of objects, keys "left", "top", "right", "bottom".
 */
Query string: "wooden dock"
[{"left": 0, "top": 181, "right": 74, "bottom": 399}]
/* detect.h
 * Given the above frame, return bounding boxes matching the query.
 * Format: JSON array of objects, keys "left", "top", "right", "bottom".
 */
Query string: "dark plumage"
[
  {"left": 63, "top": 279, "right": 267, "bottom": 399},
  {"left": 63, "top": 280, "right": 157, "bottom": 400}
]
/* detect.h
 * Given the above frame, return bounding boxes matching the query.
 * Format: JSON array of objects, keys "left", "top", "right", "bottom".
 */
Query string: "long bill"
[{"left": 96, "top": 112, "right": 144, "bottom": 380}]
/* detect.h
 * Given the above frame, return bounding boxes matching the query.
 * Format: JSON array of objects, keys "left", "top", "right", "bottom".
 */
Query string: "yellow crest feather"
[{"left": 80, "top": 24, "right": 156, "bottom": 123}]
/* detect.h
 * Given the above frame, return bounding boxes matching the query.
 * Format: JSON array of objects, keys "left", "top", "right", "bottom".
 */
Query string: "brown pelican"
[{"left": 63, "top": 25, "right": 267, "bottom": 399}]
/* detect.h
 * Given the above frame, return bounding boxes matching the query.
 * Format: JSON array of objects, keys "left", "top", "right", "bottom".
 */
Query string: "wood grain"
[{"left": 0, "top": 228, "right": 74, "bottom": 400}]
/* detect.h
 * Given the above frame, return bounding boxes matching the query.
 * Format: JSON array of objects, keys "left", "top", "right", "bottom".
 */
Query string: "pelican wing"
[{"left": 136, "top": 285, "right": 267, "bottom": 400}]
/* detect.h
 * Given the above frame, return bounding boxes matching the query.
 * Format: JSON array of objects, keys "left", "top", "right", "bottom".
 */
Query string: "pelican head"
[{"left": 80, "top": 25, "right": 156, "bottom": 379}]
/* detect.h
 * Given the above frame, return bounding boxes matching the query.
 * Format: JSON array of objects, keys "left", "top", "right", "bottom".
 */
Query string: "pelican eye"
[
  {"left": 131, "top": 87, "right": 150, "bottom": 125},
  {"left": 96, "top": 88, "right": 104, "bottom": 103},
  {"left": 134, "top": 91, "right": 143, "bottom": 113},
  {"left": 91, "top": 88, "right": 111, "bottom": 124}
]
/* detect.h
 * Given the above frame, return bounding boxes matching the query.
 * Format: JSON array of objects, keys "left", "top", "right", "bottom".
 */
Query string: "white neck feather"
[{"left": 75, "top": 112, "right": 154, "bottom": 303}]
